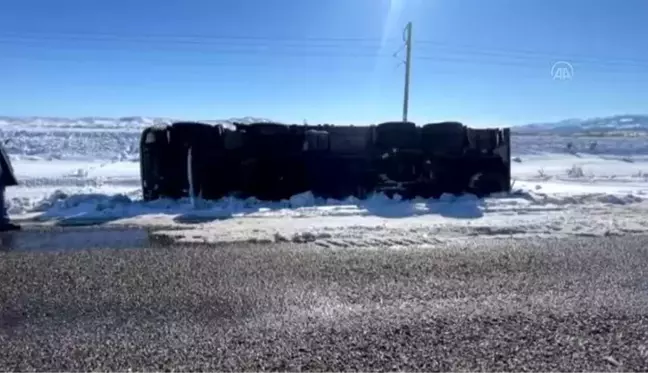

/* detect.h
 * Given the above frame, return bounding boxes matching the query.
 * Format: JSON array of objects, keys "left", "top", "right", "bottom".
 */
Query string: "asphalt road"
[{"left": 1, "top": 233, "right": 648, "bottom": 371}]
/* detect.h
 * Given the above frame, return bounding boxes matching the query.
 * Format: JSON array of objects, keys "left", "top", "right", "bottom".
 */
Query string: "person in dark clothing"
[{"left": 0, "top": 140, "right": 20, "bottom": 231}]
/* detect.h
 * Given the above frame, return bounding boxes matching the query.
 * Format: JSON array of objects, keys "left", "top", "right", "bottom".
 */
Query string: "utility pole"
[{"left": 402, "top": 22, "right": 413, "bottom": 122}]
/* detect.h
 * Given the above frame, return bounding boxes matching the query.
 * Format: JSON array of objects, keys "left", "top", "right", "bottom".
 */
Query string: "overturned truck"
[{"left": 140, "top": 121, "right": 511, "bottom": 202}]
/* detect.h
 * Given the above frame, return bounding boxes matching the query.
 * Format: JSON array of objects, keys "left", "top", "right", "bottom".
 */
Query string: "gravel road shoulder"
[{"left": 1, "top": 235, "right": 648, "bottom": 371}]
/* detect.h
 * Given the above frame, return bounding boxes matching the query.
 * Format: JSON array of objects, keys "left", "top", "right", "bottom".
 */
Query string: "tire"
[
  {"left": 468, "top": 172, "right": 507, "bottom": 197},
  {"left": 245, "top": 122, "right": 303, "bottom": 155},
  {"left": 240, "top": 123, "right": 307, "bottom": 200},
  {"left": 170, "top": 122, "right": 219, "bottom": 144},
  {"left": 246, "top": 122, "right": 290, "bottom": 134},
  {"left": 168, "top": 122, "right": 225, "bottom": 200},
  {"left": 304, "top": 129, "right": 329, "bottom": 152},
  {"left": 375, "top": 121, "right": 419, "bottom": 150},
  {"left": 139, "top": 126, "right": 170, "bottom": 201},
  {"left": 327, "top": 126, "right": 374, "bottom": 154},
  {"left": 223, "top": 130, "right": 245, "bottom": 150},
  {"left": 373, "top": 122, "right": 421, "bottom": 185},
  {"left": 466, "top": 128, "right": 500, "bottom": 155},
  {"left": 421, "top": 122, "right": 466, "bottom": 157},
  {"left": 376, "top": 121, "right": 417, "bottom": 131}
]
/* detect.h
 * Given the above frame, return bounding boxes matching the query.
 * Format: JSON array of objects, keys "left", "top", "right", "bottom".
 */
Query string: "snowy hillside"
[
  {"left": 0, "top": 116, "right": 271, "bottom": 160},
  {"left": 4, "top": 114, "right": 648, "bottom": 135},
  {"left": 0, "top": 115, "right": 270, "bottom": 131},
  {"left": 1, "top": 114, "right": 648, "bottom": 247},
  {"left": 516, "top": 114, "right": 648, "bottom": 136}
]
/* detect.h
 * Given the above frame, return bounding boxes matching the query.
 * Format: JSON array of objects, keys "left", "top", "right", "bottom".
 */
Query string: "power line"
[
  {"left": 0, "top": 55, "right": 385, "bottom": 74},
  {"left": 415, "top": 42, "right": 648, "bottom": 68},
  {"left": 0, "top": 46, "right": 393, "bottom": 59},
  {"left": 0, "top": 31, "right": 385, "bottom": 45},
  {"left": 2, "top": 30, "right": 646, "bottom": 65},
  {"left": 2, "top": 47, "right": 647, "bottom": 74},
  {"left": 2, "top": 33, "right": 647, "bottom": 71},
  {"left": 0, "top": 30, "right": 646, "bottom": 81},
  {"left": 415, "top": 39, "right": 648, "bottom": 64},
  {"left": 1, "top": 56, "right": 646, "bottom": 81}
]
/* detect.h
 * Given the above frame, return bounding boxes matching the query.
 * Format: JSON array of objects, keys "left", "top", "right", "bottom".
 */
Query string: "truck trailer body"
[{"left": 140, "top": 121, "right": 511, "bottom": 202}]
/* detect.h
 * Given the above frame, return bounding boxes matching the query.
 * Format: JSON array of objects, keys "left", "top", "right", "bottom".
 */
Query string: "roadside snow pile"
[
  {"left": 22, "top": 189, "right": 647, "bottom": 222},
  {"left": 149, "top": 190, "right": 648, "bottom": 246},
  {"left": 30, "top": 191, "right": 485, "bottom": 222},
  {"left": 11, "top": 189, "right": 647, "bottom": 247}
]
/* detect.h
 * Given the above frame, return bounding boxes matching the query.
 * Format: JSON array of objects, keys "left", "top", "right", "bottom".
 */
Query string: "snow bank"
[
  {"left": 23, "top": 189, "right": 646, "bottom": 223},
  {"left": 152, "top": 190, "right": 648, "bottom": 247},
  {"left": 10, "top": 188, "right": 646, "bottom": 247},
  {"left": 30, "top": 191, "right": 483, "bottom": 222}
]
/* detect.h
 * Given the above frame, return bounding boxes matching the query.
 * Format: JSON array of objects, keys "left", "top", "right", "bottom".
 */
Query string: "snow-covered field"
[{"left": 3, "top": 117, "right": 648, "bottom": 247}]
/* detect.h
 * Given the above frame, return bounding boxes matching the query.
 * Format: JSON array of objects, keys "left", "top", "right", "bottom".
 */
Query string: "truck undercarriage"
[{"left": 140, "top": 121, "right": 511, "bottom": 202}]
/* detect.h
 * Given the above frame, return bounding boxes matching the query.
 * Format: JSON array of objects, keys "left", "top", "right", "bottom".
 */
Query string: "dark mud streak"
[{"left": 0, "top": 226, "right": 185, "bottom": 252}]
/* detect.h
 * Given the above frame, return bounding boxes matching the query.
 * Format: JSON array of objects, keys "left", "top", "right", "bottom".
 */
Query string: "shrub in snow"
[
  {"left": 596, "top": 194, "right": 643, "bottom": 205},
  {"left": 6, "top": 197, "right": 35, "bottom": 214},
  {"left": 566, "top": 165, "right": 585, "bottom": 178},
  {"left": 32, "top": 190, "right": 70, "bottom": 211},
  {"left": 513, "top": 156, "right": 522, "bottom": 163},
  {"left": 70, "top": 168, "right": 89, "bottom": 178},
  {"left": 589, "top": 141, "right": 598, "bottom": 152}
]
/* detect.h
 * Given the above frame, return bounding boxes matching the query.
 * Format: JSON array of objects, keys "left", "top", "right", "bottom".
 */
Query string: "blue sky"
[{"left": 1, "top": 0, "right": 647, "bottom": 126}]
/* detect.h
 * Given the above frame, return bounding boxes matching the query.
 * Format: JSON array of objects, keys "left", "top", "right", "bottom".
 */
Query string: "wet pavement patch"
[{"left": 0, "top": 226, "right": 177, "bottom": 252}]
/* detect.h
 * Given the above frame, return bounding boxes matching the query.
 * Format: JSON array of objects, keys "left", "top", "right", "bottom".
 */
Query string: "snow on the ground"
[
  {"left": 2, "top": 117, "right": 648, "bottom": 247},
  {"left": 122, "top": 192, "right": 648, "bottom": 247},
  {"left": 6, "top": 160, "right": 141, "bottom": 215}
]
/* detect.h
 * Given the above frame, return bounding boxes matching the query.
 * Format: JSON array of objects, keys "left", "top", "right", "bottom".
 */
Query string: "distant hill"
[
  {"left": 2, "top": 114, "right": 648, "bottom": 136},
  {"left": 0, "top": 116, "right": 271, "bottom": 131},
  {"left": 515, "top": 114, "right": 648, "bottom": 135}
]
